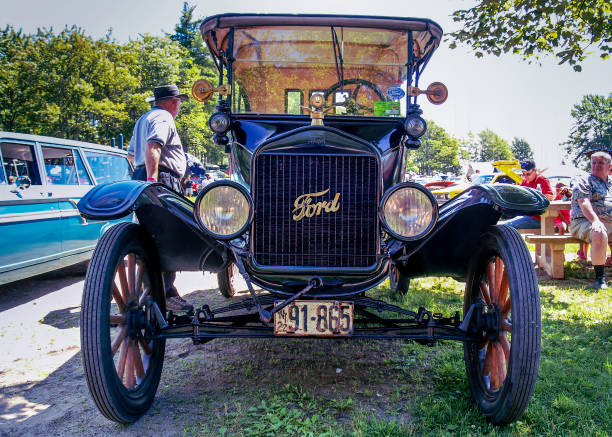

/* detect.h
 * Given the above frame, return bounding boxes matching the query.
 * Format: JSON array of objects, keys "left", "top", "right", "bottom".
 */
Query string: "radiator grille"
[{"left": 253, "top": 153, "right": 378, "bottom": 267}]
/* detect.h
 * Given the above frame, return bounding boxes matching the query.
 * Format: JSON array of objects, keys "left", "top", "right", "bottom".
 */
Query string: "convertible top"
[{"left": 200, "top": 13, "right": 443, "bottom": 67}]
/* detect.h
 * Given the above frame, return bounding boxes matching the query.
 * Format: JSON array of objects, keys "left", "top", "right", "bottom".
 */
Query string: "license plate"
[{"left": 274, "top": 300, "right": 353, "bottom": 336}]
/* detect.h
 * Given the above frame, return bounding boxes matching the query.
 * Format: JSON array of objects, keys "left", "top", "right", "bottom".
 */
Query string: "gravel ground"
[{"left": 0, "top": 265, "right": 237, "bottom": 436}]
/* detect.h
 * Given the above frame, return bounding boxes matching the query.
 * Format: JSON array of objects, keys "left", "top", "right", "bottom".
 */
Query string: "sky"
[{"left": 2, "top": 0, "right": 611, "bottom": 169}]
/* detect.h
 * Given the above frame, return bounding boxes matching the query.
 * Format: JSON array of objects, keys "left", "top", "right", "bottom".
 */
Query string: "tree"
[
  {"left": 466, "top": 129, "right": 513, "bottom": 162},
  {"left": 448, "top": 0, "right": 612, "bottom": 71},
  {"left": 511, "top": 137, "right": 534, "bottom": 161},
  {"left": 565, "top": 93, "right": 612, "bottom": 164},
  {"left": 0, "top": 26, "right": 37, "bottom": 133},
  {"left": 169, "top": 2, "right": 215, "bottom": 70},
  {"left": 407, "top": 120, "right": 463, "bottom": 175}
]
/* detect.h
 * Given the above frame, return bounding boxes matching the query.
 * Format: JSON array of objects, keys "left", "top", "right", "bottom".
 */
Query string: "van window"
[
  {"left": 72, "top": 149, "right": 92, "bottom": 185},
  {"left": 1, "top": 142, "right": 42, "bottom": 185},
  {"left": 84, "top": 151, "right": 132, "bottom": 184},
  {"left": 41, "top": 146, "right": 80, "bottom": 185}
]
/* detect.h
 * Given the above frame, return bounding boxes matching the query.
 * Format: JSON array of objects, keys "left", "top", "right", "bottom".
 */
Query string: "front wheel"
[
  {"left": 463, "top": 225, "right": 541, "bottom": 425},
  {"left": 389, "top": 263, "right": 410, "bottom": 296},
  {"left": 81, "top": 223, "right": 166, "bottom": 423},
  {"left": 217, "top": 263, "right": 238, "bottom": 298}
]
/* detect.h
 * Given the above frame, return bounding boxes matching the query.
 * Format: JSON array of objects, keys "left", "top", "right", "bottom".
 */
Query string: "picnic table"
[{"left": 525, "top": 200, "right": 580, "bottom": 279}]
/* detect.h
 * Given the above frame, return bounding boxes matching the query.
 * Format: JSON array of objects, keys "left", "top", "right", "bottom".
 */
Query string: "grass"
[{"left": 180, "top": 249, "right": 611, "bottom": 437}]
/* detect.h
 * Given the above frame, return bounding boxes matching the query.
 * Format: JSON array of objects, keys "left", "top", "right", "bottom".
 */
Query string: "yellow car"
[{"left": 432, "top": 160, "right": 522, "bottom": 204}]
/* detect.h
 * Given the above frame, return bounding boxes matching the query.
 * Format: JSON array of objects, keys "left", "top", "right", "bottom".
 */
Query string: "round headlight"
[
  {"left": 405, "top": 116, "right": 427, "bottom": 138},
  {"left": 381, "top": 183, "right": 438, "bottom": 240},
  {"left": 195, "top": 182, "right": 252, "bottom": 240},
  {"left": 208, "top": 112, "right": 231, "bottom": 133}
]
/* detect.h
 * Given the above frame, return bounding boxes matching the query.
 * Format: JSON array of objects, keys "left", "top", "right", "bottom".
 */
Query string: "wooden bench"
[
  {"left": 525, "top": 234, "right": 581, "bottom": 279},
  {"left": 518, "top": 228, "right": 540, "bottom": 235}
]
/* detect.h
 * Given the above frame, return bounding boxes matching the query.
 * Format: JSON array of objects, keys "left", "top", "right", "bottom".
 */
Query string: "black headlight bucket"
[
  {"left": 379, "top": 182, "right": 439, "bottom": 241},
  {"left": 208, "top": 112, "right": 231, "bottom": 133},
  {"left": 194, "top": 180, "right": 253, "bottom": 240}
]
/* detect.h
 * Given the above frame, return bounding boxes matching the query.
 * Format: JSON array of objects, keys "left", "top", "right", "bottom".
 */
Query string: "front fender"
[
  {"left": 77, "top": 181, "right": 231, "bottom": 273},
  {"left": 388, "top": 184, "right": 548, "bottom": 279}
]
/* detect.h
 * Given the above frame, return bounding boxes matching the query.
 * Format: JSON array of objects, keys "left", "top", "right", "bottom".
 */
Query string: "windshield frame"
[{"left": 201, "top": 14, "right": 443, "bottom": 117}]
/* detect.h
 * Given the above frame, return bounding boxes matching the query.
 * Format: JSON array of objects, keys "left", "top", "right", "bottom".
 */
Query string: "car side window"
[
  {"left": 41, "top": 146, "right": 79, "bottom": 185},
  {"left": 0, "top": 142, "right": 42, "bottom": 185},
  {"left": 84, "top": 151, "right": 132, "bottom": 185},
  {"left": 72, "top": 149, "right": 92, "bottom": 185},
  {"left": 496, "top": 176, "right": 516, "bottom": 184}
]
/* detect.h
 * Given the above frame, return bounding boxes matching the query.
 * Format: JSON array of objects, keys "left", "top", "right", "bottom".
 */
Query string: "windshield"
[
  {"left": 473, "top": 174, "right": 494, "bottom": 184},
  {"left": 231, "top": 26, "right": 413, "bottom": 117}
]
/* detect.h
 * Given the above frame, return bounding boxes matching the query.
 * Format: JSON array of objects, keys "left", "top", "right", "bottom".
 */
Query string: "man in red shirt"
[{"left": 505, "top": 159, "right": 554, "bottom": 229}]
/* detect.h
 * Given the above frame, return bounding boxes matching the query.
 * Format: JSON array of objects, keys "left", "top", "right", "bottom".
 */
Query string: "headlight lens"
[
  {"left": 404, "top": 116, "right": 427, "bottom": 138},
  {"left": 195, "top": 182, "right": 252, "bottom": 239},
  {"left": 208, "top": 112, "right": 231, "bottom": 133},
  {"left": 381, "top": 184, "right": 438, "bottom": 240}
]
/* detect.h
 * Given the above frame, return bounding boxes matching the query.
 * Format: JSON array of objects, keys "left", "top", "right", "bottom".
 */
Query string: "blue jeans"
[{"left": 503, "top": 215, "right": 541, "bottom": 229}]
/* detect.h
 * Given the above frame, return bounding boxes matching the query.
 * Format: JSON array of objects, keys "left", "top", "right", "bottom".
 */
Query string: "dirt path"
[{"left": 0, "top": 266, "right": 422, "bottom": 436}]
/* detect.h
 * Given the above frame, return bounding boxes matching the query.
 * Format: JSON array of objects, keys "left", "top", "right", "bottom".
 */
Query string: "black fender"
[
  {"left": 388, "top": 184, "right": 548, "bottom": 279},
  {"left": 77, "top": 181, "right": 231, "bottom": 273}
]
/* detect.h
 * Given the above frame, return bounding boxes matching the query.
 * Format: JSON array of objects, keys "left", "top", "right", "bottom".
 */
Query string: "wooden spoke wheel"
[
  {"left": 217, "top": 262, "right": 238, "bottom": 298},
  {"left": 464, "top": 225, "right": 541, "bottom": 425},
  {"left": 81, "top": 223, "right": 165, "bottom": 423},
  {"left": 389, "top": 263, "right": 410, "bottom": 296}
]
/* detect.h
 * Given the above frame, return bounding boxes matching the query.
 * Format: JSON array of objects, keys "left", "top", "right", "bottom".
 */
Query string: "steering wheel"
[{"left": 323, "top": 79, "right": 386, "bottom": 114}]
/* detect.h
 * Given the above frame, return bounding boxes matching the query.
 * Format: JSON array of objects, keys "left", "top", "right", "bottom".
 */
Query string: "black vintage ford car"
[{"left": 78, "top": 14, "right": 548, "bottom": 425}]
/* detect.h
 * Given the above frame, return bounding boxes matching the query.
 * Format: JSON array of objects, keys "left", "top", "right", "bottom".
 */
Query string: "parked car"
[
  {"left": 0, "top": 132, "right": 132, "bottom": 284},
  {"left": 431, "top": 160, "right": 523, "bottom": 204},
  {"left": 78, "top": 14, "right": 548, "bottom": 425}
]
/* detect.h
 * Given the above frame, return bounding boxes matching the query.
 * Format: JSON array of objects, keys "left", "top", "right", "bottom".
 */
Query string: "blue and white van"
[{"left": 0, "top": 132, "right": 132, "bottom": 284}]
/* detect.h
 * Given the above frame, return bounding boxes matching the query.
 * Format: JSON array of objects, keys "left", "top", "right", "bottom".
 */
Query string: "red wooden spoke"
[
  {"left": 483, "top": 344, "right": 493, "bottom": 377},
  {"left": 501, "top": 319, "right": 512, "bottom": 332},
  {"left": 135, "top": 263, "right": 144, "bottom": 302},
  {"left": 117, "top": 338, "right": 128, "bottom": 380},
  {"left": 112, "top": 326, "right": 127, "bottom": 355},
  {"left": 127, "top": 254, "right": 136, "bottom": 302},
  {"left": 494, "top": 257, "right": 504, "bottom": 302},
  {"left": 117, "top": 262, "right": 130, "bottom": 304},
  {"left": 486, "top": 262, "right": 496, "bottom": 302},
  {"left": 125, "top": 339, "right": 135, "bottom": 389},
  {"left": 479, "top": 282, "right": 492, "bottom": 305},
  {"left": 499, "top": 333, "right": 510, "bottom": 363},
  {"left": 490, "top": 345, "right": 499, "bottom": 390},
  {"left": 494, "top": 342, "right": 507, "bottom": 386},
  {"left": 133, "top": 341, "right": 146, "bottom": 379},
  {"left": 110, "top": 315, "right": 126, "bottom": 325},
  {"left": 498, "top": 269, "right": 509, "bottom": 307},
  {"left": 501, "top": 296, "right": 511, "bottom": 317},
  {"left": 138, "top": 335, "right": 152, "bottom": 356},
  {"left": 112, "top": 284, "right": 126, "bottom": 313},
  {"left": 138, "top": 287, "right": 151, "bottom": 307}
]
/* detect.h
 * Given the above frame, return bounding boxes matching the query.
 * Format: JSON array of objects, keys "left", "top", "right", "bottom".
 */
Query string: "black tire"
[
  {"left": 389, "top": 263, "right": 410, "bottom": 296},
  {"left": 217, "top": 263, "right": 238, "bottom": 298},
  {"left": 81, "top": 222, "right": 166, "bottom": 423},
  {"left": 463, "top": 225, "right": 541, "bottom": 425}
]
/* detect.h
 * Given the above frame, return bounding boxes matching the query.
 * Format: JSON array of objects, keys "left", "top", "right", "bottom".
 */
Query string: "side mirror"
[
  {"left": 407, "top": 82, "right": 448, "bottom": 105},
  {"left": 191, "top": 79, "right": 230, "bottom": 102}
]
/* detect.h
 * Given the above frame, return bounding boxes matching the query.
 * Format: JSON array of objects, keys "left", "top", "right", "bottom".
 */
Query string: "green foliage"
[
  {"left": 564, "top": 93, "right": 612, "bottom": 165},
  {"left": 465, "top": 129, "right": 513, "bottom": 162},
  {"left": 407, "top": 120, "right": 464, "bottom": 175},
  {"left": 0, "top": 3, "right": 220, "bottom": 162},
  {"left": 448, "top": 0, "right": 612, "bottom": 71},
  {"left": 511, "top": 137, "right": 534, "bottom": 161}
]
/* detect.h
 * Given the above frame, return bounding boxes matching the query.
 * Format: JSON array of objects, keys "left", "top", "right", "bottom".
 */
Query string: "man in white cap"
[{"left": 127, "top": 84, "right": 193, "bottom": 311}]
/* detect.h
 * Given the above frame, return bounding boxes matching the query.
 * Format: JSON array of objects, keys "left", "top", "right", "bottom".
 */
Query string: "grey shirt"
[
  {"left": 570, "top": 173, "right": 612, "bottom": 222},
  {"left": 127, "top": 106, "right": 187, "bottom": 176}
]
